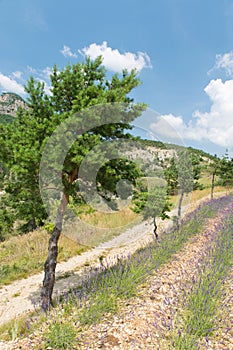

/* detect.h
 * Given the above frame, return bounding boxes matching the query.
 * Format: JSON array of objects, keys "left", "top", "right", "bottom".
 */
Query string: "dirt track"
[{"left": 0, "top": 193, "right": 223, "bottom": 328}]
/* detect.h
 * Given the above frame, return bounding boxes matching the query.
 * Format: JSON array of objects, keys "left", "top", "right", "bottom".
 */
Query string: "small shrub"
[
  {"left": 44, "top": 321, "right": 77, "bottom": 349},
  {"left": 0, "top": 208, "right": 14, "bottom": 241},
  {"left": 44, "top": 222, "right": 55, "bottom": 233}
]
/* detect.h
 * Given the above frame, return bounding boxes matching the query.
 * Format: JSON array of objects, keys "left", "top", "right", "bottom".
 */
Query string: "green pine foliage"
[
  {"left": 0, "top": 114, "right": 15, "bottom": 125},
  {"left": 219, "top": 151, "right": 233, "bottom": 189},
  {"left": 1, "top": 56, "right": 146, "bottom": 235},
  {"left": 132, "top": 178, "right": 171, "bottom": 238}
]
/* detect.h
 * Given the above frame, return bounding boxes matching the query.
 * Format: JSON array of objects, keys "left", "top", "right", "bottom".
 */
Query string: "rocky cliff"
[{"left": 0, "top": 92, "right": 26, "bottom": 117}]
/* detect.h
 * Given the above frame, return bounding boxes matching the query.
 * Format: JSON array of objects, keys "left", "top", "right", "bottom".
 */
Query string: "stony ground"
[
  {"left": 0, "top": 198, "right": 192, "bottom": 328},
  {"left": 1, "top": 194, "right": 232, "bottom": 349},
  {"left": 76, "top": 210, "right": 233, "bottom": 350}
]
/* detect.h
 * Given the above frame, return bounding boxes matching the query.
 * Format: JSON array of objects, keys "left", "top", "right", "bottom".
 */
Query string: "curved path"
[{"left": 0, "top": 192, "right": 224, "bottom": 328}]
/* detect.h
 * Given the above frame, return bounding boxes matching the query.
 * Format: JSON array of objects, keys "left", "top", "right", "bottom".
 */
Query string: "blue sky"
[{"left": 1, "top": 0, "right": 233, "bottom": 156}]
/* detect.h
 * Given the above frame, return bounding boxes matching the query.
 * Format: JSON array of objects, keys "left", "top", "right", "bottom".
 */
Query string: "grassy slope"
[
  {"left": 0, "top": 229, "right": 86, "bottom": 286},
  {"left": 0, "top": 207, "right": 139, "bottom": 286},
  {"left": 0, "top": 186, "right": 228, "bottom": 287}
]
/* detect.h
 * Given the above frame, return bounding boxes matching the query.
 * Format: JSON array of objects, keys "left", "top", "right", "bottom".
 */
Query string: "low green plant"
[
  {"left": 44, "top": 222, "right": 55, "bottom": 233},
  {"left": 10, "top": 321, "right": 18, "bottom": 341},
  {"left": 0, "top": 207, "right": 15, "bottom": 241},
  {"left": 44, "top": 321, "right": 77, "bottom": 350}
]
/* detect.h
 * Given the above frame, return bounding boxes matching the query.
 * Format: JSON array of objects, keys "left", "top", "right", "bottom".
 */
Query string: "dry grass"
[
  {"left": 0, "top": 186, "right": 229, "bottom": 286},
  {"left": 82, "top": 207, "right": 138, "bottom": 228},
  {"left": 63, "top": 207, "right": 142, "bottom": 248},
  {"left": 0, "top": 206, "right": 141, "bottom": 285},
  {"left": 169, "top": 186, "right": 228, "bottom": 209},
  {"left": 0, "top": 229, "right": 86, "bottom": 286}
]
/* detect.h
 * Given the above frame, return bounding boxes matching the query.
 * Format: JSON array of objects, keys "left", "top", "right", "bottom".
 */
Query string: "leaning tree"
[{"left": 3, "top": 56, "right": 146, "bottom": 311}]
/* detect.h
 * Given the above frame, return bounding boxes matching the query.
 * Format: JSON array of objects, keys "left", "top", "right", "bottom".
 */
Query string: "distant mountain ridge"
[
  {"left": 0, "top": 93, "right": 215, "bottom": 162},
  {"left": 0, "top": 92, "right": 26, "bottom": 124}
]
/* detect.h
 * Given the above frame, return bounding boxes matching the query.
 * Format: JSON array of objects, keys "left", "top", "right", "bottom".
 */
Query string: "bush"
[
  {"left": 44, "top": 321, "right": 77, "bottom": 349},
  {"left": 0, "top": 208, "right": 14, "bottom": 241}
]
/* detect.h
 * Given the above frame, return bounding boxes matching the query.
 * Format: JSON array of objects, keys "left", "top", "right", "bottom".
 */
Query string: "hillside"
[
  {"left": 138, "top": 138, "right": 217, "bottom": 161},
  {"left": 0, "top": 92, "right": 26, "bottom": 124},
  {"left": 0, "top": 92, "right": 218, "bottom": 165}
]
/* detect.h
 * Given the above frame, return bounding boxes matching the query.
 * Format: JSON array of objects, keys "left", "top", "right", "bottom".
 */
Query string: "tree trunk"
[
  {"left": 211, "top": 172, "right": 215, "bottom": 200},
  {"left": 177, "top": 191, "right": 184, "bottom": 229},
  {"left": 153, "top": 216, "right": 158, "bottom": 240},
  {"left": 28, "top": 217, "right": 37, "bottom": 231},
  {"left": 41, "top": 168, "right": 77, "bottom": 311},
  {"left": 41, "top": 193, "right": 68, "bottom": 311}
]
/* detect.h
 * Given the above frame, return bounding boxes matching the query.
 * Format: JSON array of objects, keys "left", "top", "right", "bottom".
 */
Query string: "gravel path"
[
  {"left": 0, "top": 203, "right": 186, "bottom": 327},
  {"left": 0, "top": 219, "right": 154, "bottom": 327},
  {"left": 77, "top": 215, "right": 220, "bottom": 349},
  {"left": 70, "top": 202, "right": 233, "bottom": 350},
  {"left": 0, "top": 193, "right": 226, "bottom": 349},
  {"left": 2, "top": 194, "right": 231, "bottom": 350}
]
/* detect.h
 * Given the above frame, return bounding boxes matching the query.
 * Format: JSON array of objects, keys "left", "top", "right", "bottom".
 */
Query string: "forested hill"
[
  {"left": 0, "top": 92, "right": 26, "bottom": 125},
  {"left": 137, "top": 138, "right": 217, "bottom": 162},
  {"left": 0, "top": 91, "right": 216, "bottom": 162}
]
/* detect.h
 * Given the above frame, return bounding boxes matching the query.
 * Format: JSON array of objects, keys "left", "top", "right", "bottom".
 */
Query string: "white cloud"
[
  {"left": 150, "top": 114, "right": 184, "bottom": 140},
  {"left": 11, "top": 71, "right": 23, "bottom": 80},
  {"left": 150, "top": 79, "right": 233, "bottom": 149},
  {"left": 0, "top": 66, "right": 53, "bottom": 97},
  {"left": 31, "top": 66, "right": 53, "bottom": 81},
  {"left": 27, "top": 66, "right": 37, "bottom": 74},
  {"left": 26, "top": 66, "right": 52, "bottom": 95},
  {"left": 0, "top": 73, "right": 25, "bottom": 95},
  {"left": 210, "top": 52, "right": 233, "bottom": 77},
  {"left": 79, "top": 41, "right": 152, "bottom": 73},
  {"left": 61, "top": 45, "right": 77, "bottom": 58},
  {"left": 41, "top": 67, "right": 53, "bottom": 79}
]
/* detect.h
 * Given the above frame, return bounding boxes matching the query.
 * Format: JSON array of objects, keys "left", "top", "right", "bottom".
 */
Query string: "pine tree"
[
  {"left": 132, "top": 178, "right": 171, "bottom": 240},
  {"left": 40, "top": 58, "right": 145, "bottom": 310},
  {"left": 176, "top": 150, "right": 199, "bottom": 228},
  {"left": 219, "top": 151, "right": 233, "bottom": 194},
  {"left": 3, "top": 79, "right": 53, "bottom": 231},
  {"left": 164, "top": 157, "right": 179, "bottom": 195},
  {"left": 1, "top": 56, "right": 145, "bottom": 310},
  {"left": 205, "top": 155, "right": 220, "bottom": 199}
]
